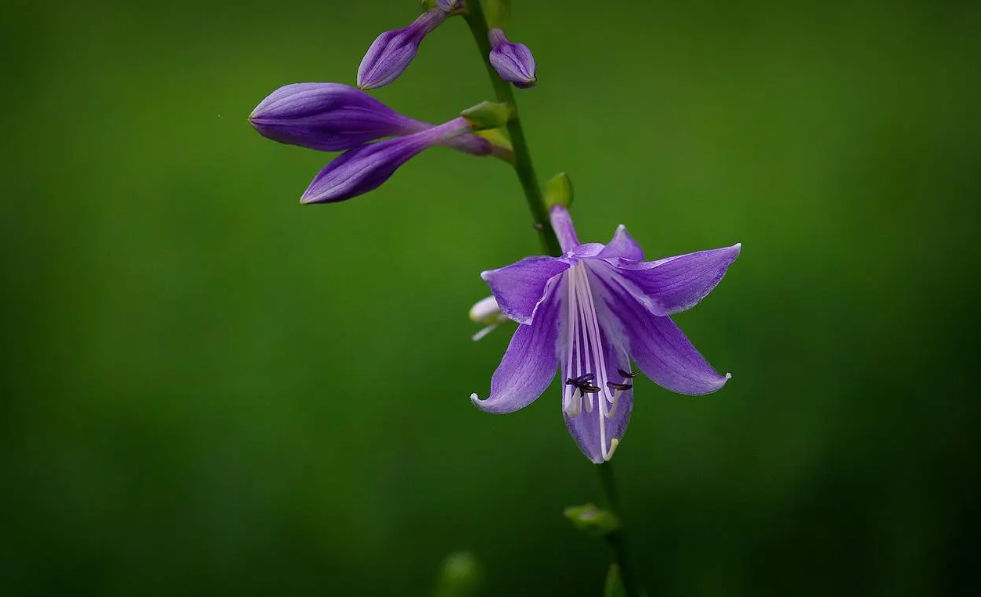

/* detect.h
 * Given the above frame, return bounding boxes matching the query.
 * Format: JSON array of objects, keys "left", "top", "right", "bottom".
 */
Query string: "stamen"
[
  {"left": 603, "top": 438, "right": 620, "bottom": 462},
  {"left": 606, "top": 390, "right": 620, "bottom": 419},
  {"left": 607, "top": 381, "right": 632, "bottom": 392},
  {"left": 617, "top": 368, "right": 637, "bottom": 379},
  {"left": 565, "top": 388, "right": 581, "bottom": 416}
]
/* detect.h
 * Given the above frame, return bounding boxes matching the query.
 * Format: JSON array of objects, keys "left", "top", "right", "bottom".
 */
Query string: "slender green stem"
[
  {"left": 598, "top": 462, "right": 642, "bottom": 597},
  {"left": 462, "top": 2, "right": 562, "bottom": 257}
]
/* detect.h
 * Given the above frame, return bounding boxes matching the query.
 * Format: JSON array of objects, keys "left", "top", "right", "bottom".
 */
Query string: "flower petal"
[
  {"left": 597, "top": 225, "right": 644, "bottom": 261},
  {"left": 470, "top": 282, "right": 561, "bottom": 414},
  {"left": 610, "top": 244, "right": 741, "bottom": 315},
  {"left": 561, "top": 326, "right": 634, "bottom": 464},
  {"left": 481, "top": 257, "right": 569, "bottom": 325},
  {"left": 594, "top": 274, "right": 730, "bottom": 395}
]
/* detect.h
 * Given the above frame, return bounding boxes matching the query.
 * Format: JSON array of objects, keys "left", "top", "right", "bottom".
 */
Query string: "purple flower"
[
  {"left": 471, "top": 205, "right": 740, "bottom": 463},
  {"left": 249, "top": 82, "right": 495, "bottom": 157},
  {"left": 301, "top": 117, "right": 472, "bottom": 204},
  {"left": 357, "top": 8, "right": 448, "bottom": 90},
  {"left": 249, "top": 83, "right": 424, "bottom": 151},
  {"left": 488, "top": 28, "right": 537, "bottom": 89}
]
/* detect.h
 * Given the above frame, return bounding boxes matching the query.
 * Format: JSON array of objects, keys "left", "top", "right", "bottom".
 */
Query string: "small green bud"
[
  {"left": 461, "top": 101, "right": 515, "bottom": 130},
  {"left": 487, "top": 0, "right": 512, "bottom": 29},
  {"left": 544, "top": 172, "right": 574, "bottom": 210},
  {"left": 433, "top": 552, "right": 483, "bottom": 597},
  {"left": 563, "top": 503, "right": 621, "bottom": 537}
]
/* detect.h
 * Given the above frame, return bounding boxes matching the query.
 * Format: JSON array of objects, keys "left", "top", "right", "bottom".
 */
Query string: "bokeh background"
[{"left": 3, "top": 0, "right": 980, "bottom": 595}]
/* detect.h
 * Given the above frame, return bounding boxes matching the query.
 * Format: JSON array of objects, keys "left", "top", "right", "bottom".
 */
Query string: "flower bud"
[
  {"left": 357, "top": 8, "right": 448, "bottom": 90},
  {"left": 488, "top": 28, "right": 537, "bottom": 89},
  {"left": 249, "top": 83, "right": 423, "bottom": 152},
  {"left": 469, "top": 296, "right": 510, "bottom": 341},
  {"left": 300, "top": 117, "right": 471, "bottom": 204}
]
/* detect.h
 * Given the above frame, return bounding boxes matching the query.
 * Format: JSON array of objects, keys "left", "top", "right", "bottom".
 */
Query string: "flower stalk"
[
  {"left": 463, "top": 3, "right": 638, "bottom": 596},
  {"left": 462, "top": 1, "right": 561, "bottom": 256},
  {"left": 598, "top": 462, "right": 642, "bottom": 597}
]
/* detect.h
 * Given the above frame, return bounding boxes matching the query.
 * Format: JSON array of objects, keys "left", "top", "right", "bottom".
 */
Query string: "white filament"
[{"left": 563, "top": 263, "right": 623, "bottom": 461}]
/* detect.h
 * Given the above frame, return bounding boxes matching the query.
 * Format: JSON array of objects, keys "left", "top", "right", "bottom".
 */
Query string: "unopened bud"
[
  {"left": 469, "top": 296, "right": 510, "bottom": 341},
  {"left": 358, "top": 9, "right": 448, "bottom": 90},
  {"left": 488, "top": 28, "right": 537, "bottom": 89}
]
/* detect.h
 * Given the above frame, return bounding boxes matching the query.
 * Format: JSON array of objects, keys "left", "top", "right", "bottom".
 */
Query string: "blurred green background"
[{"left": 3, "top": 0, "right": 980, "bottom": 595}]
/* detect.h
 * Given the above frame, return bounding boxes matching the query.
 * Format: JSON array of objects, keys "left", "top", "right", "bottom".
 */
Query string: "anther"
[
  {"left": 617, "top": 368, "right": 637, "bottom": 379},
  {"left": 607, "top": 381, "right": 632, "bottom": 392},
  {"left": 566, "top": 374, "right": 601, "bottom": 395}
]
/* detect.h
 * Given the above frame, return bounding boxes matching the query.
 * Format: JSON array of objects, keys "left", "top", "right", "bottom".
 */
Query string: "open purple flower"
[
  {"left": 488, "top": 28, "right": 537, "bottom": 88},
  {"left": 301, "top": 117, "right": 473, "bottom": 204},
  {"left": 357, "top": 8, "right": 448, "bottom": 90},
  {"left": 471, "top": 205, "right": 740, "bottom": 463},
  {"left": 249, "top": 82, "right": 494, "bottom": 157}
]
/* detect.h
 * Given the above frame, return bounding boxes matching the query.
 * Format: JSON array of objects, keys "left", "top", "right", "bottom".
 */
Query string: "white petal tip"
[{"left": 724, "top": 372, "right": 732, "bottom": 380}]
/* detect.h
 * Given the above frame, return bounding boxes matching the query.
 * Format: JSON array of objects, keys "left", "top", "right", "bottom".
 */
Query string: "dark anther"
[
  {"left": 617, "top": 368, "right": 638, "bottom": 379},
  {"left": 566, "top": 373, "right": 601, "bottom": 394},
  {"left": 607, "top": 381, "right": 632, "bottom": 392}
]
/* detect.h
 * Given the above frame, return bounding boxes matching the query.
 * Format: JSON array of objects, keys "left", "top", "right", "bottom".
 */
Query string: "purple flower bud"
[
  {"left": 488, "top": 28, "right": 537, "bottom": 89},
  {"left": 357, "top": 8, "right": 447, "bottom": 90},
  {"left": 301, "top": 117, "right": 472, "bottom": 204},
  {"left": 250, "top": 81, "right": 499, "bottom": 159},
  {"left": 249, "top": 83, "right": 424, "bottom": 152}
]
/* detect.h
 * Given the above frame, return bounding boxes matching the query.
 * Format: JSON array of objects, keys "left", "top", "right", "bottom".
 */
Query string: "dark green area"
[{"left": 2, "top": 0, "right": 980, "bottom": 595}]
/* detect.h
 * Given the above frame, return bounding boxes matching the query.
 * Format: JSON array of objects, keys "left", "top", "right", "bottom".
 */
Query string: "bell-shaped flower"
[
  {"left": 471, "top": 205, "right": 740, "bottom": 463},
  {"left": 358, "top": 8, "right": 448, "bottom": 90},
  {"left": 301, "top": 117, "right": 473, "bottom": 204},
  {"left": 249, "top": 82, "right": 495, "bottom": 157},
  {"left": 488, "top": 28, "right": 537, "bottom": 88}
]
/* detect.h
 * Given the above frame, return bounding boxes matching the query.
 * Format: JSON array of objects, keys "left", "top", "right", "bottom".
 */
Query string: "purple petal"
[
  {"left": 471, "top": 282, "right": 561, "bottom": 414},
  {"left": 595, "top": 275, "right": 730, "bottom": 394},
  {"left": 357, "top": 9, "right": 446, "bottom": 90},
  {"left": 612, "top": 244, "right": 741, "bottom": 315},
  {"left": 488, "top": 29, "right": 537, "bottom": 88},
  {"left": 561, "top": 323, "right": 634, "bottom": 464},
  {"left": 481, "top": 256, "right": 569, "bottom": 325},
  {"left": 300, "top": 117, "right": 469, "bottom": 204},
  {"left": 249, "top": 83, "right": 422, "bottom": 151},
  {"left": 597, "top": 225, "right": 644, "bottom": 261}
]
